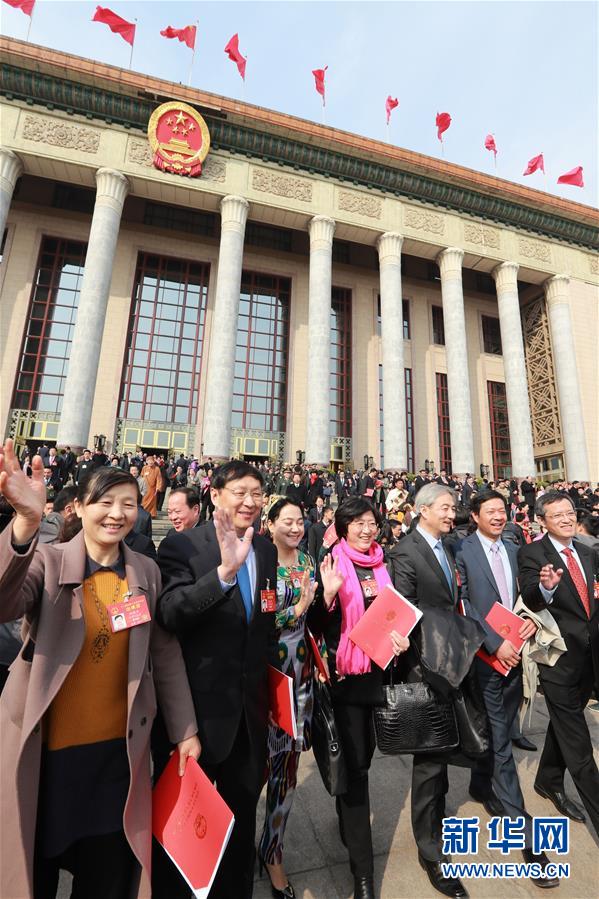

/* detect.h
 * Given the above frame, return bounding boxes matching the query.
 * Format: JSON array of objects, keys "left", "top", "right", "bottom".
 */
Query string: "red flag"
[
  {"left": 484, "top": 134, "right": 497, "bottom": 157},
  {"left": 523, "top": 153, "right": 545, "bottom": 176},
  {"left": 436, "top": 112, "right": 451, "bottom": 141},
  {"left": 2, "top": 0, "right": 35, "bottom": 15},
  {"left": 557, "top": 165, "right": 584, "bottom": 187},
  {"left": 92, "top": 6, "right": 135, "bottom": 46},
  {"left": 312, "top": 66, "right": 328, "bottom": 105},
  {"left": 160, "top": 25, "right": 196, "bottom": 50},
  {"left": 224, "top": 33, "right": 247, "bottom": 80},
  {"left": 385, "top": 96, "right": 399, "bottom": 125}
]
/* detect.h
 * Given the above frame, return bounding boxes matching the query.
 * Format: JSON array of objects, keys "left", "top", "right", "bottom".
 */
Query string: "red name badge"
[
  {"left": 261, "top": 589, "right": 276, "bottom": 613},
  {"left": 360, "top": 577, "right": 379, "bottom": 599},
  {"left": 107, "top": 594, "right": 151, "bottom": 632},
  {"left": 290, "top": 569, "right": 304, "bottom": 590}
]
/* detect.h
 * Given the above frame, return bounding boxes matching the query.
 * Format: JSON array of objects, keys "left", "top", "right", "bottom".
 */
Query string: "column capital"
[
  {"left": 544, "top": 274, "right": 570, "bottom": 305},
  {"left": 492, "top": 261, "right": 519, "bottom": 290},
  {"left": 309, "top": 215, "right": 336, "bottom": 249},
  {"left": 436, "top": 246, "right": 464, "bottom": 276},
  {"left": 95, "top": 168, "right": 129, "bottom": 211},
  {"left": 377, "top": 231, "right": 403, "bottom": 262},
  {"left": 220, "top": 194, "right": 250, "bottom": 229},
  {"left": 0, "top": 148, "right": 23, "bottom": 191}
]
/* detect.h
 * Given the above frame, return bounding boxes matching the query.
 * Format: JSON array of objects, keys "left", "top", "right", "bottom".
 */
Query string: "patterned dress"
[{"left": 259, "top": 550, "right": 314, "bottom": 864}]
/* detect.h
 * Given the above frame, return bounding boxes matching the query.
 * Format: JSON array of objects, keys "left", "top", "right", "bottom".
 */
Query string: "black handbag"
[
  {"left": 373, "top": 665, "right": 460, "bottom": 755},
  {"left": 452, "top": 668, "right": 490, "bottom": 758},
  {"left": 311, "top": 679, "right": 349, "bottom": 796}
]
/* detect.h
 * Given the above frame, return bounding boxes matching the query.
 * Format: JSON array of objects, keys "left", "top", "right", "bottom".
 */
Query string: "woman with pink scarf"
[{"left": 315, "top": 497, "right": 409, "bottom": 899}]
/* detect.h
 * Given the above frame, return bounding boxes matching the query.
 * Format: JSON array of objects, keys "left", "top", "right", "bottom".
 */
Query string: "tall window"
[
  {"left": 118, "top": 254, "right": 209, "bottom": 423},
  {"left": 432, "top": 305, "right": 445, "bottom": 345},
  {"left": 232, "top": 272, "right": 290, "bottom": 431},
  {"left": 330, "top": 287, "right": 352, "bottom": 437},
  {"left": 12, "top": 237, "right": 86, "bottom": 413},
  {"left": 379, "top": 366, "right": 414, "bottom": 470},
  {"left": 482, "top": 315, "right": 502, "bottom": 354},
  {"left": 488, "top": 381, "right": 512, "bottom": 478},
  {"left": 436, "top": 372, "right": 452, "bottom": 472},
  {"left": 376, "top": 295, "right": 410, "bottom": 338}
]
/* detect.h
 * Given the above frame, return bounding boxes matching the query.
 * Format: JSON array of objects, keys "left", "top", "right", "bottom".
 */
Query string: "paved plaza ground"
[{"left": 57, "top": 697, "right": 599, "bottom": 899}]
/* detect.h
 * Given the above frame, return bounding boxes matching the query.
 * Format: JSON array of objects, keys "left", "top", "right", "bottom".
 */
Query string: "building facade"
[{"left": 1, "top": 37, "right": 598, "bottom": 480}]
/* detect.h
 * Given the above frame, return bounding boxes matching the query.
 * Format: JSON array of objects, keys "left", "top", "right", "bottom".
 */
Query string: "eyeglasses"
[
  {"left": 223, "top": 486, "right": 263, "bottom": 502},
  {"left": 543, "top": 511, "right": 577, "bottom": 522},
  {"left": 349, "top": 521, "right": 378, "bottom": 532}
]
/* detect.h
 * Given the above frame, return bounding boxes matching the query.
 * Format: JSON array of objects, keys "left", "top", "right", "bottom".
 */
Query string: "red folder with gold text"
[
  {"left": 476, "top": 601, "right": 526, "bottom": 676},
  {"left": 307, "top": 628, "right": 330, "bottom": 682},
  {"left": 268, "top": 665, "right": 297, "bottom": 739},
  {"left": 348, "top": 584, "right": 423, "bottom": 670},
  {"left": 152, "top": 754, "right": 234, "bottom": 898}
]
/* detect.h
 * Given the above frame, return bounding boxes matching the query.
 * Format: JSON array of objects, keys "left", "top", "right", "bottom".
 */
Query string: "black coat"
[{"left": 156, "top": 522, "right": 278, "bottom": 765}]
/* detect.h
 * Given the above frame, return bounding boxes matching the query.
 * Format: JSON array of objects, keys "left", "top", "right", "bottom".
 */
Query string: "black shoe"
[
  {"left": 512, "top": 736, "right": 537, "bottom": 751},
  {"left": 257, "top": 854, "right": 296, "bottom": 898},
  {"left": 468, "top": 789, "right": 504, "bottom": 817},
  {"left": 522, "top": 848, "right": 560, "bottom": 888},
  {"left": 418, "top": 854, "right": 469, "bottom": 898},
  {"left": 353, "top": 873, "right": 375, "bottom": 899},
  {"left": 534, "top": 785, "right": 586, "bottom": 822}
]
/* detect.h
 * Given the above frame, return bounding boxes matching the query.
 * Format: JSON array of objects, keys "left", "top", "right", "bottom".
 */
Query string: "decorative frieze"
[
  {"left": 589, "top": 255, "right": 599, "bottom": 275},
  {"left": 337, "top": 190, "right": 382, "bottom": 219},
  {"left": 518, "top": 237, "right": 551, "bottom": 263},
  {"left": 463, "top": 221, "right": 500, "bottom": 249},
  {"left": 21, "top": 113, "right": 100, "bottom": 154},
  {"left": 251, "top": 168, "right": 313, "bottom": 202},
  {"left": 404, "top": 207, "right": 444, "bottom": 235},
  {"left": 127, "top": 139, "right": 227, "bottom": 182}
]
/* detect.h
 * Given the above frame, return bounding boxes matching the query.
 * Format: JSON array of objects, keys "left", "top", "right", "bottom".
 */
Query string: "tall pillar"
[
  {"left": 0, "top": 149, "right": 23, "bottom": 238},
  {"left": 492, "top": 262, "right": 535, "bottom": 477},
  {"left": 57, "top": 168, "right": 129, "bottom": 451},
  {"left": 436, "top": 247, "right": 475, "bottom": 474},
  {"left": 377, "top": 232, "right": 407, "bottom": 470},
  {"left": 544, "top": 275, "right": 590, "bottom": 480},
  {"left": 201, "top": 195, "right": 250, "bottom": 460},
  {"left": 305, "top": 215, "right": 336, "bottom": 466}
]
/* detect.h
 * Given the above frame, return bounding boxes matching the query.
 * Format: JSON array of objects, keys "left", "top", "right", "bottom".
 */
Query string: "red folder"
[
  {"left": 476, "top": 601, "right": 526, "bottom": 676},
  {"left": 322, "top": 523, "right": 338, "bottom": 549},
  {"left": 307, "top": 628, "right": 330, "bottom": 682},
  {"left": 268, "top": 665, "right": 297, "bottom": 739},
  {"left": 348, "top": 584, "right": 423, "bottom": 670},
  {"left": 152, "top": 754, "right": 234, "bottom": 898},
  {"left": 363, "top": 488, "right": 374, "bottom": 497}
]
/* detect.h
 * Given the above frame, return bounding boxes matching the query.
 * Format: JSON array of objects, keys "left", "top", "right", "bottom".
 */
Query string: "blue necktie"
[
  {"left": 237, "top": 560, "right": 253, "bottom": 622},
  {"left": 435, "top": 540, "right": 453, "bottom": 590}
]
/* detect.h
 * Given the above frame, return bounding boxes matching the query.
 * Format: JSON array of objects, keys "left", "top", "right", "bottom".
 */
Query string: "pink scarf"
[{"left": 332, "top": 538, "right": 391, "bottom": 676}]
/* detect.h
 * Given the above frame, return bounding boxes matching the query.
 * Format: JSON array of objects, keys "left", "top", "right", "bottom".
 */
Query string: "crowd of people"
[{"left": 0, "top": 439, "right": 597, "bottom": 899}]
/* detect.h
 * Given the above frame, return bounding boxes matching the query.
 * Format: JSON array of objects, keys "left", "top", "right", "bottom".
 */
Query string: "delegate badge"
[{"left": 107, "top": 593, "right": 151, "bottom": 632}]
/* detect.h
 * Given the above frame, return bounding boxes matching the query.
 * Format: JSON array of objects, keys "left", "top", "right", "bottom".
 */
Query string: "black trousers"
[
  {"left": 152, "top": 717, "right": 265, "bottom": 899},
  {"left": 535, "top": 652, "right": 599, "bottom": 836},
  {"left": 33, "top": 830, "right": 138, "bottom": 899},
  {"left": 333, "top": 701, "right": 376, "bottom": 877}
]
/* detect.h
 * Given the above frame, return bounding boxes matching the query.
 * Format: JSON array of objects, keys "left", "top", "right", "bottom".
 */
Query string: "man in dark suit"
[
  {"left": 520, "top": 477, "right": 537, "bottom": 519},
  {"left": 386, "top": 484, "right": 475, "bottom": 899},
  {"left": 308, "top": 504, "right": 334, "bottom": 562},
  {"left": 518, "top": 490, "right": 599, "bottom": 836},
  {"left": 285, "top": 470, "right": 308, "bottom": 510},
  {"left": 456, "top": 491, "right": 558, "bottom": 887},
  {"left": 154, "top": 461, "right": 278, "bottom": 898},
  {"left": 413, "top": 468, "right": 430, "bottom": 495}
]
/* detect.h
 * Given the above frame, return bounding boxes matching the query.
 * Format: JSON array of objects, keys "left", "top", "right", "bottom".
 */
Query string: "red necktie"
[{"left": 562, "top": 548, "right": 591, "bottom": 618}]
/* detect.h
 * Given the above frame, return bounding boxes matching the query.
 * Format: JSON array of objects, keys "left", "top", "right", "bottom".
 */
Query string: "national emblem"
[{"left": 147, "top": 101, "right": 210, "bottom": 177}]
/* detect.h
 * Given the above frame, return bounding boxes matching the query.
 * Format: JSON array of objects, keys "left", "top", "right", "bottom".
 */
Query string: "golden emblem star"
[
  {"left": 165, "top": 116, "right": 174, "bottom": 126},
  {"left": 172, "top": 126, "right": 180, "bottom": 134},
  {"left": 175, "top": 111, "right": 187, "bottom": 125},
  {"left": 187, "top": 122, "right": 195, "bottom": 132}
]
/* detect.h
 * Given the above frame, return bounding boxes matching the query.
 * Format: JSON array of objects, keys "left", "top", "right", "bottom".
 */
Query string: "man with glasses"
[
  {"left": 154, "top": 461, "right": 278, "bottom": 898},
  {"left": 518, "top": 491, "right": 599, "bottom": 836}
]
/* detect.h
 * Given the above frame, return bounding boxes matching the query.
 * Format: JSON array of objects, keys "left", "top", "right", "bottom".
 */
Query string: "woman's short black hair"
[
  {"left": 267, "top": 496, "right": 303, "bottom": 524},
  {"left": 211, "top": 460, "right": 264, "bottom": 490},
  {"left": 334, "top": 497, "right": 381, "bottom": 540},
  {"left": 77, "top": 467, "right": 141, "bottom": 505}
]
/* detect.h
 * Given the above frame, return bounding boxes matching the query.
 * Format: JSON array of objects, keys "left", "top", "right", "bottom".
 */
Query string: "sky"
[{"left": 1, "top": 0, "right": 597, "bottom": 208}]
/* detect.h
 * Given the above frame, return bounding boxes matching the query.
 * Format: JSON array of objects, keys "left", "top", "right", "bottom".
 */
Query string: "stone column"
[
  {"left": 305, "top": 215, "right": 336, "bottom": 466},
  {"left": 544, "top": 275, "right": 590, "bottom": 480},
  {"left": 0, "top": 149, "right": 23, "bottom": 238},
  {"left": 56, "top": 168, "right": 129, "bottom": 451},
  {"left": 492, "top": 262, "right": 535, "bottom": 477},
  {"left": 201, "top": 195, "right": 250, "bottom": 460},
  {"left": 377, "top": 232, "right": 407, "bottom": 470},
  {"left": 436, "top": 247, "right": 475, "bottom": 474}
]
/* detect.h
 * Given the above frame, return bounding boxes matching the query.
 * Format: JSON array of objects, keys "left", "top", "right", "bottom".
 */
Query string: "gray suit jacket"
[{"left": 455, "top": 532, "right": 519, "bottom": 654}]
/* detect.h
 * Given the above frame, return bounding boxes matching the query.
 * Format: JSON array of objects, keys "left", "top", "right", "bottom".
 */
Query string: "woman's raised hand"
[
  {"left": 320, "top": 554, "right": 344, "bottom": 608},
  {"left": 295, "top": 568, "right": 317, "bottom": 617},
  {"left": 0, "top": 439, "right": 46, "bottom": 543}
]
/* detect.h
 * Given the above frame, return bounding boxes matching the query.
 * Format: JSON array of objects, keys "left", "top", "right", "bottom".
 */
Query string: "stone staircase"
[{"left": 151, "top": 510, "right": 171, "bottom": 549}]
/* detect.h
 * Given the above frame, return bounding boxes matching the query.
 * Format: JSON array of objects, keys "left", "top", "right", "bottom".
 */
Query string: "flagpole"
[
  {"left": 129, "top": 20, "right": 137, "bottom": 70},
  {"left": 25, "top": 3, "right": 34, "bottom": 42},
  {"left": 322, "top": 99, "right": 326, "bottom": 127},
  {"left": 187, "top": 20, "right": 198, "bottom": 87}
]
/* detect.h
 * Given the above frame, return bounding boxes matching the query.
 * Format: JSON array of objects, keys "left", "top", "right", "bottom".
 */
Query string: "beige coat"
[{"left": 0, "top": 524, "right": 198, "bottom": 899}]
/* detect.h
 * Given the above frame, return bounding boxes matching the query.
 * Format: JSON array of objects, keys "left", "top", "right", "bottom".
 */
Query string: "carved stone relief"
[
  {"left": 588, "top": 255, "right": 599, "bottom": 275},
  {"left": 337, "top": 190, "right": 382, "bottom": 219},
  {"left": 404, "top": 207, "right": 444, "bottom": 235},
  {"left": 21, "top": 114, "right": 100, "bottom": 154},
  {"left": 126, "top": 139, "right": 227, "bottom": 182},
  {"left": 463, "top": 221, "right": 500, "bottom": 249},
  {"left": 251, "top": 168, "right": 313, "bottom": 202},
  {"left": 518, "top": 237, "right": 551, "bottom": 263}
]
